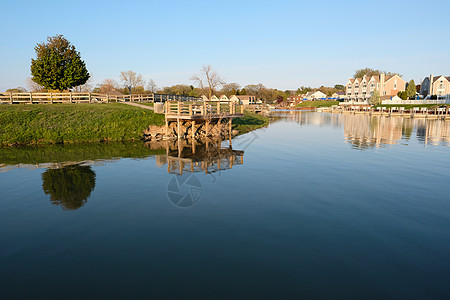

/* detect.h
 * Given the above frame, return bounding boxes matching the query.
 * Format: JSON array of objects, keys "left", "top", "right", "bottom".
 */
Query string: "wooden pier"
[{"left": 163, "top": 101, "right": 244, "bottom": 139}]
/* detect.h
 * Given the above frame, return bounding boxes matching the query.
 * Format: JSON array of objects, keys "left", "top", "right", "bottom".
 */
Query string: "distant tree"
[
  {"left": 30, "top": 35, "right": 90, "bottom": 91},
  {"left": 334, "top": 84, "right": 345, "bottom": 90},
  {"left": 353, "top": 68, "right": 401, "bottom": 79},
  {"left": 42, "top": 164, "right": 96, "bottom": 210},
  {"left": 397, "top": 91, "right": 408, "bottom": 100},
  {"left": 406, "top": 80, "right": 416, "bottom": 99},
  {"left": 191, "top": 65, "right": 225, "bottom": 99},
  {"left": 221, "top": 83, "right": 241, "bottom": 97},
  {"left": 120, "top": 70, "right": 145, "bottom": 93},
  {"left": 6, "top": 87, "right": 28, "bottom": 93},
  {"left": 368, "top": 89, "right": 381, "bottom": 105},
  {"left": 146, "top": 79, "right": 158, "bottom": 93},
  {"left": 99, "top": 78, "right": 119, "bottom": 94},
  {"left": 240, "top": 88, "right": 247, "bottom": 95},
  {"left": 26, "top": 77, "right": 45, "bottom": 92},
  {"left": 72, "top": 76, "right": 94, "bottom": 92}
]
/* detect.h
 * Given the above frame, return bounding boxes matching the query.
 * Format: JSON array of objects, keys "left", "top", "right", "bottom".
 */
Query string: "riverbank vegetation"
[
  {"left": 295, "top": 100, "right": 339, "bottom": 108},
  {"left": 0, "top": 103, "right": 164, "bottom": 146},
  {"left": 233, "top": 111, "right": 270, "bottom": 134}
]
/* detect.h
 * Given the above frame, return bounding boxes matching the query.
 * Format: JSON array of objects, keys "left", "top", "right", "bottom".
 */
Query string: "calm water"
[{"left": 1, "top": 112, "right": 450, "bottom": 299}]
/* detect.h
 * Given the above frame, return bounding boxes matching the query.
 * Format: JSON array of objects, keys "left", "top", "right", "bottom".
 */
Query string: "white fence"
[{"left": 382, "top": 99, "right": 450, "bottom": 105}]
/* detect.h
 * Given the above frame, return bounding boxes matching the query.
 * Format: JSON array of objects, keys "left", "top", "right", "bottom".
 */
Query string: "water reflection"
[
  {"left": 343, "top": 114, "right": 450, "bottom": 149},
  {"left": 153, "top": 139, "right": 244, "bottom": 175},
  {"left": 270, "top": 111, "right": 450, "bottom": 149},
  {"left": 42, "top": 164, "right": 96, "bottom": 210}
]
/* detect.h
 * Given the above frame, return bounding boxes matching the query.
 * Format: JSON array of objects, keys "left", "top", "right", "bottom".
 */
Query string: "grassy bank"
[
  {"left": 0, "top": 103, "right": 165, "bottom": 146},
  {"left": 233, "top": 111, "right": 269, "bottom": 134},
  {"left": 295, "top": 100, "right": 339, "bottom": 108}
]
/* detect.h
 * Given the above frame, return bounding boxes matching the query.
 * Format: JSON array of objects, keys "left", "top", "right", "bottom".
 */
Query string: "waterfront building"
[
  {"left": 229, "top": 95, "right": 257, "bottom": 105},
  {"left": 344, "top": 74, "right": 406, "bottom": 104},
  {"left": 420, "top": 75, "right": 450, "bottom": 98},
  {"left": 305, "top": 91, "right": 326, "bottom": 100}
]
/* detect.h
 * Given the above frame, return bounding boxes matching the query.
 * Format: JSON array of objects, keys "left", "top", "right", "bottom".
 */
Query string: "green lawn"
[
  {"left": 233, "top": 111, "right": 269, "bottom": 135},
  {"left": 138, "top": 102, "right": 154, "bottom": 107},
  {"left": 0, "top": 103, "right": 165, "bottom": 146},
  {"left": 295, "top": 100, "right": 339, "bottom": 108}
]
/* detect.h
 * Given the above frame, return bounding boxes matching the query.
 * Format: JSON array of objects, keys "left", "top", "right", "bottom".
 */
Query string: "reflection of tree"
[{"left": 42, "top": 165, "right": 96, "bottom": 210}]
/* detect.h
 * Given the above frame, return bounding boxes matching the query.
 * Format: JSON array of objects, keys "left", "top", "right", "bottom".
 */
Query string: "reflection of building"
[
  {"left": 415, "top": 119, "right": 450, "bottom": 146},
  {"left": 343, "top": 113, "right": 450, "bottom": 149},
  {"left": 154, "top": 139, "right": 244, "bottom": 175},
  {"left": 344, "top": 114, "right": 405, "bottom": 149}
]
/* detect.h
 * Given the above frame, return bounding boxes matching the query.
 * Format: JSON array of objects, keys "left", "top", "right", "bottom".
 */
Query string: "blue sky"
[{"left": 1, "top": 0, "right": 449, "bottom": 91}]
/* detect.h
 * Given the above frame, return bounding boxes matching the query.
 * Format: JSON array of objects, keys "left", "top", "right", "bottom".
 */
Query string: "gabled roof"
[
  {"left": 232, "top": 95, "right": 255, "bottom": 100},
  {"left": 432, "top": 75, "right": 450, "bottom": 83},
  {"left": 348, "top": 79, "right": 355, "bottom": 84}
]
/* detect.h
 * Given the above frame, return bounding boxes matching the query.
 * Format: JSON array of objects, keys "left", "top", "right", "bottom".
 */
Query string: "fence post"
[
  {"left": 217, "top": 102, "right": 220, "bottom": 114},
  {"left": 189, "top": 104, "right": 193, "bottom": 116},
  {"left": 178, "top": 102, "right": 181, "bottom": 116},
  {"left": 70, "top": 93, "right": 73, "bottom": 103},
  {"left": 89, "top": 93, "right": 92, "bottom": 103},
  {"left": 50, "top": 93, "right": 53, "bottom": 104},
  {"left": 29, "top": 92, "right": 32, "bottom": 104},
  {"left": 10, "top": 93, "right": 13, "bottom": 104},
  {"left": 106, "top": 94, "right": 109, "bottom": 103}
]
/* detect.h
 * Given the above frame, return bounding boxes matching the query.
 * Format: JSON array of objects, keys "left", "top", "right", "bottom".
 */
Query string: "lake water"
[{"left": 1, "top": 112, "right": 450, "bottom": 299}]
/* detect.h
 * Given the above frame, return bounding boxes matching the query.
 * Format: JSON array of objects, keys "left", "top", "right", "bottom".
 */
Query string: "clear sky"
[{"left": 1, "top": 0, "right": 449, "bottom": 92}]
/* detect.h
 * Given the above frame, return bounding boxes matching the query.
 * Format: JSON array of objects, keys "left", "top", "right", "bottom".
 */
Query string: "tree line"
[{"left": 9, "top": 35, "right": 415, "bottom": 104}]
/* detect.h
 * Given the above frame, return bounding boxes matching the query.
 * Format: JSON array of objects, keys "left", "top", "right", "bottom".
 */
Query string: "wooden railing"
[
  {"left": 0, "top": 92, "right": 201, "bottom": 104},
  {"left": 165, "top": 101, "right": 244, "bottom": 116}
]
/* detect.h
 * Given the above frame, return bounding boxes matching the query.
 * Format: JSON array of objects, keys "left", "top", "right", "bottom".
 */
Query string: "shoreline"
[{"left": 0, "top": 104, "right": 269, "bottom": 147}]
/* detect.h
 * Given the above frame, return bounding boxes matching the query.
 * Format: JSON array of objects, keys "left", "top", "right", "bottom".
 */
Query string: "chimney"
[
  {"left": 380, "top": 73, "right": 385, "bottom": 96},
  {"left": 430, "top": 74, "right": 434, "bottom": 96}
]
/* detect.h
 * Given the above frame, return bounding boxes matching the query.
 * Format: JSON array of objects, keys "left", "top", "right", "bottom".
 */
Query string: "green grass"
[
  {"left": 233, "top": 111, "right": 269, "bottom": 135},
  {"left": 0, "top": 103, "right": 165, "bottom": 146},
  {"left": 295, "top": 100, "right": 339, "bottom": 108},
  {"left": 138, "top": 102, "right": 154, "bottom": 107}
]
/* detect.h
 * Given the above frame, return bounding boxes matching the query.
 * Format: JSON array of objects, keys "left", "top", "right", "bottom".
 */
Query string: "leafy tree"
[
  {"left": 42, "top": 164, "right": 96, "bottom": 210},
  {"left": 397, "top": 91, "right": 408, "bottom": 100},
  {"left": 334, "top": 84, "right": 345, "bottom": 90},
  {"left": 30, "top": 35, "right": 90, "bottom": 91},
  {"left": 353, "top": 68, "right": 401, "bottom": 79},
  {"left": 406, "top": 80, "right": 416, "bottom": 99},
  {"left": 368, "top": 89, "right": 381, "bottom": 105}
]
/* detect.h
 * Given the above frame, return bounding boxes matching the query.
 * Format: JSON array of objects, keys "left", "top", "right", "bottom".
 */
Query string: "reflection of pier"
[{"left": 154, "top": 139, "right": 244, "bottom": 175}]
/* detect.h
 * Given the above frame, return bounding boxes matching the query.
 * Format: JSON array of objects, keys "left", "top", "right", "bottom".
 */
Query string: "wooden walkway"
[{"left": 0, "top": 92, "right": 200, "bottom": 104}]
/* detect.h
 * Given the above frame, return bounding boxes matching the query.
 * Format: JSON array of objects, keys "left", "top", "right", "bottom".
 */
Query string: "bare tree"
[
  {"left": 146, "top": 79, "right": 158, "bottom": 93},
  {"left": 191, "top": 65, "right": 225, "bottom": 100},
  {"left": 26, "top": 77, "right": 45, "bottom": 92},
  {"left": 99, "top": 78, "right": 119, "bottom": 94},
  {"left": 72, "top": 76, "right": 94, "bottom": 92},
  {"left": 221, "top": 82, "right": 241, "bottom": 97},
  {"left": 120, "top": 70, "right": 145, "bottom": 93}
]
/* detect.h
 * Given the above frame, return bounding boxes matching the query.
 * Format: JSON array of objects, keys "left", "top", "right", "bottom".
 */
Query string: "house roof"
[
  {"left": 233, "top": 95, "right": 254, "bottom": 100},
  {"left": 432, "top": 75, "right": 450, "bottom": 83},
  {"left": 106, "top": 90, "right": 124, "bottom": 96}
]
